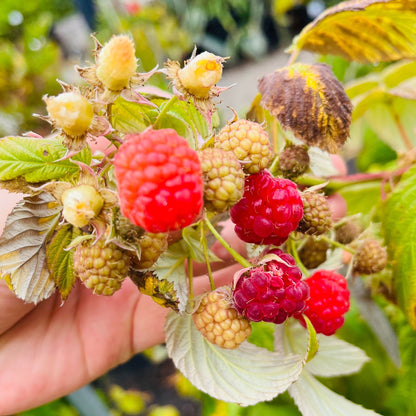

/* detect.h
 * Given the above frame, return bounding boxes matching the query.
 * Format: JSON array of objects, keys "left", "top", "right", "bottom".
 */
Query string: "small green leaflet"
[
  {"left": 0, "top": 136, "right": 91, "bottom": 182},
  {"left": 383, "top": 165, "right": 416, "bottom": 329},
  {"left": 165, "top": 311, "right": 304, "bottom": 406},
  {"left": 47, "top": 224, "right": 81, "bottom": 301},
  {"left": 0, "top": 192, "right": 61, "bottom": 303}
]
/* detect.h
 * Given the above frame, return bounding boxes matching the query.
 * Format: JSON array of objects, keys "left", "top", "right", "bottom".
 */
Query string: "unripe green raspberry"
[
  {"left": 74, "top": 238, "right": 130, "bottom": 295},
  {"left": 198, "top": 148, "right": 245, "bottom": 212},
  {"left": 298, "top": 237, "right": 329, "bottom": 269},
  {"left": 278, "top": 144, "right": 310, "bottom": 179},
  {"left": 193, "top": 287, "right": 252, "bottom": 349},
  {"left": 335, "top": 220, "right": 361, "bottom": 244},
  {"left": 45, "top": 91, "right": 93, "bottom": 137},
  {"left": 62, "top": 185, "right": 104, "bottom": 228},
  {"left": 135, "top": 232, "right": 168, "bottom": 269},
  {"left": 298, "top": 192, "right": 332, "bottom": 235},
  {"left": 353, "top": 239, "right": 387, "bottom": 275},
  {"left": 215, "top": 119, "right": 273, "bottom": 174},
  {"left": 96, "top": 35, "right": 137, "bottom": 91}
]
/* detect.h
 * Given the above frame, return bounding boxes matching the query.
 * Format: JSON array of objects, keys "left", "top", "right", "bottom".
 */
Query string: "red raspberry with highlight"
[
  {"left": 114, "top": 129, "right": 204, "bottom": 233},
  {"left": 230, "top": 170, "right": 303, "bottom": 245},
  {"left": 233, "top": 249, "right": 309, "bottom": 324},
  {"left": 298, "top": 270, "right": 350, "bottom": 336}
]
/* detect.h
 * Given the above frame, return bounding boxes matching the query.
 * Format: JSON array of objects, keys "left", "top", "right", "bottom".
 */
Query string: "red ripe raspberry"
[
  {"left": 114, "top": 129, "right": 204, "bottom": 233},
  {"left": 230, "top": 170, "right": 303, "bottom": 245},
  {"left": 233, "top": 249, "right": 309, "bottom": 324},
  {"left": 298, "top": 270, "right": 350, "bottom": 336}
]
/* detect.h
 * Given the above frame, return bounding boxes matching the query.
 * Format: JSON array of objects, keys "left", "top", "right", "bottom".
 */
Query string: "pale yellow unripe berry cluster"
[
  {"left": 62, "top": 184, "right": 104, "bottom": 228},
  {"left": 178, "top": 52, "right": 223, "bottom": 98},
  {"left": 193, "top": 288, "right": 252, "bottom": 349},
  {"left": 45, "top": 92, "right": 93, "bottom": 137},
  {"left": 96, "top": 35, "right": 137, "bottom": 91}
]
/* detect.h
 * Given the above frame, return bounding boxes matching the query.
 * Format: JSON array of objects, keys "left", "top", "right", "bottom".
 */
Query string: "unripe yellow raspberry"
[
  {"left": 178, "top": 52, "right": 223, "bottom": 98},
  {"left": 62, "top": 184, "right": 104, "bottom": 228},
  {"left": 193, "top": 287, "right": 252, "bottom": 349},
  {"left": 45, "top": 92, "right": 93, "bottom": 137},
  {"left": 215, "top": 119, "right": 273, "bottom": 174},
  {"left": 96, "top": 35, "right": 137, "bottom": 91},
  {"left": 135, "top": 232, "right": 168, "bottom": 269}
]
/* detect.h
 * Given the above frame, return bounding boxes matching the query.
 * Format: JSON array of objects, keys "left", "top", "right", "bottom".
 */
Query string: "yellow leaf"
[
  {"left": 289, "top": 0, "right": 416, "bottom": 63},
  {"left": 259, "top": 63, "right": 352, "bottom": 153}
]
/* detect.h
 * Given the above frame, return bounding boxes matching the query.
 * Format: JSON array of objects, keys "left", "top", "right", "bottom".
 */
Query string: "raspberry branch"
[
  {"left": 204, "top": 216, "right": 252, "bottom": 268},
  {"left": 320, "top": 235, "right": 356, "bottom": 254},
  {"left": 287, "top": 237, "right": 310, "bottom": 277},
  {"left": 200, "top": 221, "right": 216, "bottom": 291}
]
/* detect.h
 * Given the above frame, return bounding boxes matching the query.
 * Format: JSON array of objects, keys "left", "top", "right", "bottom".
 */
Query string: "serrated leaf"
[
  {"left": 46, "top": 224, "right": 81, "bottom": 301},
  {"left": 152, "top": 241, "right": 189, "bottom": 313},
  {"left": 289, "top": 0, "right": 416, "bottom": 64},
  {"left": 0, "top": 193, "right": 61, "bottom": 303},
  {"left": 259, "top": 63, "right": 352, "bottom": 153},
  {"left": 111, "top": 97, "right": 158, "bottom": 133},
  {"left": 165, "top": 311, "right": 304, "bottom": 406},
  {"left": 288, "top": 371, "right": 381, "bottom": 416},
  {"left": 383, "top": 166, "right": 416, "bottom": 328},
  {"left": 276, "top": 320, "right": 370, "bottom": 376},
  {"left": 0, "top": 137, "right": 91, "bottom": 182}
]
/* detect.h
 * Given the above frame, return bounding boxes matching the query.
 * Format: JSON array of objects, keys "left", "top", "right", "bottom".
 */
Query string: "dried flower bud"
[
  {"left": 96, "top": 35, "right": 137, "bottom": 91},
  {"left": 62, "top": 185, "right": 104, "bottom": 227},
  {"left": 45, "top": 92, "right": 93, "bottom": 137}
]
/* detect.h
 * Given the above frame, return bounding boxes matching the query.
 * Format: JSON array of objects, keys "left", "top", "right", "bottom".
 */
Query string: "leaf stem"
[
  {"left": 288, "top": 237, "right": 310, "bottom": 277},
  {"left": 153, "top": 95, "right": 178, "bottom": 129},
  {"left": 320, "top": 235, "right": 355, "bottom": 254},
  {"left": 188, "top": 256, "right": 194, "bottom": 304},
  {"left": 287, "top": 48, "right": 300, "bottom": 66},
  {"left": 392, "top": 108, "right": 413, "bottom": 151},
  {"left": 200, "top": 222, "right": 215, "bottom": 290},
  {"left": 204, "top": 216, "right": 252, "bottom": 268}
]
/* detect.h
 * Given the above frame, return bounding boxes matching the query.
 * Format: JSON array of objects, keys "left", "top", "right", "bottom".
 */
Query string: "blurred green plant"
[{"left": 0, "top": 0, "right": 74, "bottom": 135}]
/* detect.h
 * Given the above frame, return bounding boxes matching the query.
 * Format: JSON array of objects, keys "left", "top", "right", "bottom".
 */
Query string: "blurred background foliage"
[{"left": 4, "top": 0, "right": 416, "bottom": 415}]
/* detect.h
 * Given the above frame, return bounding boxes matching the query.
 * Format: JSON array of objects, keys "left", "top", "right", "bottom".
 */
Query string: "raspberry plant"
[{"left": 2, "top": 1, "right": 416, "bottom": 414}]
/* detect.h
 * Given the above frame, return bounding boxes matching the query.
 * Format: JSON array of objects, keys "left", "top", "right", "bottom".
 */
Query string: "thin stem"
[
  {"left": 200, "top": 222, "right": 215, "bottom": 290},
  {"left": 320, "top": 235, "right": 355, "bottom": 254},
  {"left": 153, "top": 95, "right": 178, "bottom": 129},
  {"left": 288, "top": 237, "right": 310, "bottom": 277},
  {"left": 392, "top": 109, "right": 413, "bottom": 151},
  {"left": 188, "top": 256, "right": 194, "bottom": 304},
  {"left": 272, "top": 118, "right": 279, "bottom": 154},
  {"left": 287, "top": 48, "right": 300, "bottom": 66},
  {"left": 204, "top": 216, "right": 252, "bottom": 268}
]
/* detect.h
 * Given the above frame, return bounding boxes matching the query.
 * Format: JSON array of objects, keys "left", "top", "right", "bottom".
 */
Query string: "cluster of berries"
[{"left": 39, "top": 34, "right": 388, "bottom": 350}]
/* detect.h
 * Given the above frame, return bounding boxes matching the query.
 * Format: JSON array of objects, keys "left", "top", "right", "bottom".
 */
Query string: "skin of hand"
[
  {"left": 0, "top": 149, "right": 347, "bottom": 415},
  {"left": 0, "top": 190, "right": 244, "bottom": 415}
]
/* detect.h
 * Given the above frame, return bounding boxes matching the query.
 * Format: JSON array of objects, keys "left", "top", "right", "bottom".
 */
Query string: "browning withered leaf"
[
  {"left": 0, "top": 192, "right": 61, "bottom": 304},
  {"left": 289, "top": 0, "right": 416, "bottom": 64},
  {"left": 259, "top": 63, "right": 352, "bottom": 153}
]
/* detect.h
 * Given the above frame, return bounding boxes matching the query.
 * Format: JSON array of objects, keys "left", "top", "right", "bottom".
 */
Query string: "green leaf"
[
  {"left": 289, "top": 0, "right": 416, "bottom": 64},
  {"left": 111, "top": 97, "right": 158, "bottom": 134},
  {"left": 0, "top": 192, "right": 61, "bottom": 303},
  {"left": 383, "top": 166, "right": 416, "bottom": 329},
  {"left": 164, "top": 311, "right": 304, "bottom": 406},
  {"left": 288, "top": 371, "right": 381, "bottom": 416},
  {"left": 0, "top": 137, "right": 91, "bottom": 182},
  {"left": 339, "top": 182, "right": 382, "bottom": 216},
  {"left": 46, "top": 224, "right": 81, "bottom": 301},
  {"left": 304, "top": 317, "right": 319, "bottom": 363},
  {"left": 152, "top": 241, "right": 189, "bottom": 313}
]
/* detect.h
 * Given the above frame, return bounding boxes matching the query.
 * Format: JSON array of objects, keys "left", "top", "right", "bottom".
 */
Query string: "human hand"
[{"left": 0, "top": 191, "right": 243, "bottom": 414}]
